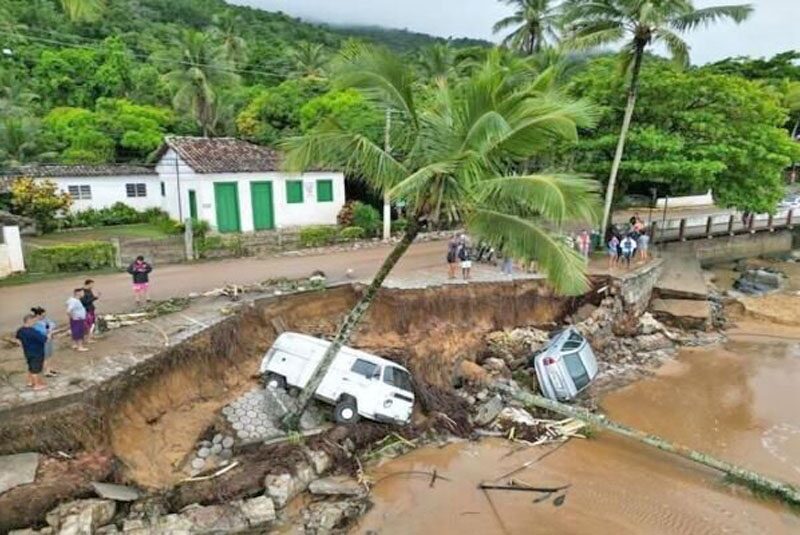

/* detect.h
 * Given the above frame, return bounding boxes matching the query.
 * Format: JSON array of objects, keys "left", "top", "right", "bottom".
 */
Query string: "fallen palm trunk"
[{"left": 509, "top": 388, "right": 800, "bottom": 506}]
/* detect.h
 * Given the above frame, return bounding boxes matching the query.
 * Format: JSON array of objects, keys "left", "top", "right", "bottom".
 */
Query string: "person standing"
[
  {"left": 66, "top": 288, "right": 88, "bottom": 352},
  {"left": 638, "top": 230, "right": 650, "bottom": 262},
  {"left": 607, "top": 234, "right": 620, "bottom": 270},
  {"left": 16, "top": 314, "right": 48, "bottom": 390},
  {"left": 81, "top": 279, "right": 100, "bottom": 342},
  {"left": 620, "top": 234, "right": 638, "bottom": 269},
  {"left": 127, "top": 256, "right": 153, "bottom": 306},
  {"left": 458, "top": 238, "right": 472, "bottom": 280},
  {"left": 577, "top": 230, "right": 591, "bottom": 260},
  {"left": 32, "top": 307, "right": 57, "bottom": 377},
  {"left": 446, "top": 236, "right": 458, "bottom": 280}
]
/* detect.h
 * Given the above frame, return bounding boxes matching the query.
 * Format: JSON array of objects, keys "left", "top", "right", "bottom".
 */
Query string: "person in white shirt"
[
  {"left": 620, "top": 234, "right": 638, "bottom": 269},
  {"left": 66, "top": 288, "right": 88, "bottom": 352}
]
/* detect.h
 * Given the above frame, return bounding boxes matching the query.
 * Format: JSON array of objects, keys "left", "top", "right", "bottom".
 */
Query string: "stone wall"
[
  {"left": 611, "top": 259, "right": 664, "bottom": 318},
  {"left": 663, "top": 231, "right": 792, "bottom": 265}
]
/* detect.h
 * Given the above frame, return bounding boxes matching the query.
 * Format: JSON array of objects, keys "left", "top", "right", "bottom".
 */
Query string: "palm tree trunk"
[
  {"left": 511, "top": 389, "right": 800, "bottom": 506},
  {"left": 792, "top": 116, "right": 799, "bottom": 140},
  {"left": 281, "top": 217, "right": 421, "bottom": 430},
  {"left": 599, "top": 44, "right": 646, "bottom": 235}
]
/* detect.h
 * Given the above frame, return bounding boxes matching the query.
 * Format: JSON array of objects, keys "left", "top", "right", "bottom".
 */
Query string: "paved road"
[{"left": 0, "top": 241, "right": 450, "bottom": 332}]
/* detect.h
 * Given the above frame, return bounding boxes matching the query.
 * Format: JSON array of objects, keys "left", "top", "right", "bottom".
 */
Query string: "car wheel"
[
  {"left": 334, "top": 397, "right": 360, "bottom": 424},
  {"left": 264, "top": 373, "right": 286, "bottom": 390}
]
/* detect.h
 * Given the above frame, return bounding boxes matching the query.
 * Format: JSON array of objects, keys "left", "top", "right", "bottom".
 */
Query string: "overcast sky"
[{"left": 229, "top": 0, "right": 798, "bottom": 64}]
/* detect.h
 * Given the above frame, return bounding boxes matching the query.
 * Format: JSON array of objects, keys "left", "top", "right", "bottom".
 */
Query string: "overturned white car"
[{"left": 260, "top": 332, "right": 415, "bottom": 425}]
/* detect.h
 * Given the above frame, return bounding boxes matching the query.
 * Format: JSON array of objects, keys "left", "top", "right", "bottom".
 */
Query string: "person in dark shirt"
[
  {"left": 16, "top": 313, "right": 48, "bottom": 390},
  {"left": 127, "top": 256, "right": 153, "bottom": 306},
  {"left": 81, "top": 279, "right": 100, "bottom": 342}
]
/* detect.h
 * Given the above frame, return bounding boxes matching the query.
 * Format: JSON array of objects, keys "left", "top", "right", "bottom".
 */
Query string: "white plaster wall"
[
  {"left": 1, "top": 226, "right": 24, "bottom": 275},
  {"left": 46, "top": 175, "right": 162, "bottom": 212},
  {"left": 155, "top": 149, "right": 198, "bottom": 221}
]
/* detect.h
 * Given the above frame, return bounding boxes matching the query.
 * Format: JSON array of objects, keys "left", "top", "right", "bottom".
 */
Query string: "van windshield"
[
  {"left": 383, "top": 366, "right": 413, "bottom": 393},
  {"left": 563, "top": 351, "right": 590, "bottom": 390}
]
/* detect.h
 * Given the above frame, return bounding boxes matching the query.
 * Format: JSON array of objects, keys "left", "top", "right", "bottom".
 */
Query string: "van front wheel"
[{"left": 334, "top": 398, "right": 360, "bottom": 424}]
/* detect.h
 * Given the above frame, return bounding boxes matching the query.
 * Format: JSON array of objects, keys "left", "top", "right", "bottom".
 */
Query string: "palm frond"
[
  {"left": 656, "top": 29, "right": 690, "bottom": 67},
  {"left": 468, "top": 209, "right": 591, "bottom": 295},
  {"left": 493, "top": 15, "right": 524, "bottom": 33},
  {"left": 563, "top": 23, "right": 625, "bottom": 51},
  {"left": 670, "top": 4, "right": 753, "bottom": 31}
]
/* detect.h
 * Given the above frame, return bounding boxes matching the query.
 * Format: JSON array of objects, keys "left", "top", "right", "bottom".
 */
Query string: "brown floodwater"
[{"left": 356, "top": 327, "right": 800, "bottom": 534}]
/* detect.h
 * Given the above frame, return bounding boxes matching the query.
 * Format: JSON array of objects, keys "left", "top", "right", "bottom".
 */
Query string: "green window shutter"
[
  {"left": 316, "top": 180, "right": 333, "bottom": 202},
  {"left": 286, "top": 180, "right": 304, "bottom": 204}
]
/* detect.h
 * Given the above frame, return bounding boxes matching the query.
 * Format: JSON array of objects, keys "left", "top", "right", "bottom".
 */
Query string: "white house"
[
  {"left": 154, "top": 137, "right": 345, "bottom": 233},
  {"left": 3, "top": 137, "right": 346, "bottom": 233},
  {"left": 4, "top": 164, "right": 162, "bottom": 212}
]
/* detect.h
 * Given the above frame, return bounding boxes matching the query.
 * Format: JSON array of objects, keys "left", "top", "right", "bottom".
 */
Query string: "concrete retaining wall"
[
  {"left": 662, "top": 230, "right": 793, "bottom": 265},
  {"left": 612, "top": 259, "right": 664, "bottom": 317}
]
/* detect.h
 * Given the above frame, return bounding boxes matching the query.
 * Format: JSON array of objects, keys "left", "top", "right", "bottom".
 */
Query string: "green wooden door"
[
  {"left": 250, "top": 181, "right": 275, "bottom": 231},
  {"left": 188, "top": 190, "right": 198, "bottom": 220},
  {"left": 214, "top": 182, "right": 240, "bottom": 233}
]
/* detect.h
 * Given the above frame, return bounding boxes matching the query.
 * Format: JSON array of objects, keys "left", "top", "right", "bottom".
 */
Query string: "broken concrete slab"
[
  {"left": 0, "top": 452, "right": 39, "bottom": 495},
  {"left": 265, "top": 462, "right": 316, "bottom": 509},
  {"left": 178, "top": 503, "right": 248, "bottom": 533},
  {"left": 237, "top": 495, "right": 276, "bottom": 526},
  {"left": 45, "top": 499, "right": 116, "bottom": 533},
  {"left": 655, "top": 254, "right": 709, "bottom": 300},
  {"left": 308, "top": 476, "right": 364, "bottom": 496},
  {"left": 91, "top": 482, "right": 140, "bottom": 502},
  {"left": 651, "top": 299, "right": 711, "bottom": 331},
  {"left": 473, "top": 395, "right": 504, "bottom": 427}
]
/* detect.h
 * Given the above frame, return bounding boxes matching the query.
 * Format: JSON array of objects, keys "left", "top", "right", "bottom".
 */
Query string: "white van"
[
  {"left": 260, "top": 332, "right": 415, "bottom": 425},
  {"left": 531, "top": 327, "right": 599, "bottom": 401}
]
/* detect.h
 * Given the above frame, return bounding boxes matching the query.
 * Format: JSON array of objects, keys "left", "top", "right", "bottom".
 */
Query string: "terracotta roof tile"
[
  {"left": 162, "top": 136, "right": 284, "bottom": 173},
  {"left": 2, "top": 164, "right": 156, "bottom": 178}
]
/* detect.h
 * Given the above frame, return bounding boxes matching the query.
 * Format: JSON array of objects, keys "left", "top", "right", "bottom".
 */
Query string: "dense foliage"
[
  {"left": 26, "top": 240, "right": 116, "bottom": 273},
  {"left": 9, "top": 177, "right": 72, "bottom": 232}
]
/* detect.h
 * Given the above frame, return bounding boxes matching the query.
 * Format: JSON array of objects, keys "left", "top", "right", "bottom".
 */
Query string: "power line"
[{"left": 0, "top": 29, "right": 290, "bottom": 80}]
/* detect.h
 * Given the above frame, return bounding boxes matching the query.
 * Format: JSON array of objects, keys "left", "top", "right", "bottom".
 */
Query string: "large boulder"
[
  {"left": 472, "top": 395, "right": 504, "bottom": 427},
  {"left": 237, "top": 496, "right": 276, "bottom": 528},
  {"left": 264, "top": 462, "right": 315, "bottom": 508}
]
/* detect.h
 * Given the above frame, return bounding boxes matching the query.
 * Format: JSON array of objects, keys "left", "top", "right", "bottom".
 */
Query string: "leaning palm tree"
[
  {"left": 493, "top": 0, "right": 563, "bottom": 55},
  {"left": 60, "top": 0, "right": 103, "bottom": 22},
  {"left": 562, "top": 0, "right": 752, "bottom": 234},
  {"left": 163, "top": 31, "right": 239, "bottom": 137},
  {"left": 278, "top": 48, "right": 601, "bottom": 428},
  {"left": 211, "top": 12, "right": 248, "bottom": 66}
]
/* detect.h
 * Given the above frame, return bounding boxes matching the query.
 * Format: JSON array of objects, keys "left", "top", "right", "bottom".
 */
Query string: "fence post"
[
  {"left": 767, "top": 213, "right": 774, "bottom": 231},
  {"left": 728, "top": 214, "right": 735, "bottom": 236},
  {"left": 110, "top": 238, "right": 122, "bottom": 268},
  {"left": 650, "top": 221, "right": 658, "bottom": 244},
  {"left": 788, "top": 210, "right": 794, "bottom": 229},
  {"left": 678, "top": 218, "right": 686, "bottom": 241},
  {"left": 705, "top": 216, "right": 713, "bottom": 238},
  {"left": 184, "top": 218, "right": 194, "bottom": 261}
]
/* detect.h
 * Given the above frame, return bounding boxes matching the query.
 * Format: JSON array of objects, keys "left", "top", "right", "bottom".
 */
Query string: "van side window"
[
  {"left": 351, "top": 359, "right": 379, "bottom": 379},
  {"left": 562, "top": 331, "right": 584, "bottom": 351}
]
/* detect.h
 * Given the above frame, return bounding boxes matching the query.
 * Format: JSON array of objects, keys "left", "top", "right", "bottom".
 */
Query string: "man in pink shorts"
[{"left": 127, "top": 255, "right": 153, "bottom": 306}]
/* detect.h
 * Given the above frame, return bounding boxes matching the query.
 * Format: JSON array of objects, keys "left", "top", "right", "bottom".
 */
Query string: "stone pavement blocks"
[{"left": 0, "top": 452, "right": 39, "bottom": 494}]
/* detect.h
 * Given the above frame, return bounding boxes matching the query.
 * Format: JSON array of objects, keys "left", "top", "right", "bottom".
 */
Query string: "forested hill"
[
  {"left": 326, "top": 24, "right": 492, "bottom": 52},
  {"left": 0, "top": 0, "right": 487, "bottom": 168}
]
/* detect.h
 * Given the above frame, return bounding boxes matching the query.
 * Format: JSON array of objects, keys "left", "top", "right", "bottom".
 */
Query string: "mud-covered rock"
[
  {"left": 303, "top": 448, "right": 333, "bottom": 475},
  {"left": 303, "top": 499, "right": 369, "bottom": 535},
  {"left": 309, "top": 476, "right": 364, "bottom": 496},
  {"left": 484, "top": 328, "right": 549, "bottom": 364},
  {"left": 237, "top": 495, "right": 276, "bottom": 527},
  {"left": 635, "top": 333, "right": 672, "bottom": 352},
  {"left": 473, "top": 395, "right": 503, "bottom": 426},
  {"left": 458, "top": 360, "right": 489, "bottom": 384},
  {"left": 482, "top": 357, "right": 510, "bottom": 376},
  {"left": 264, "top": 461, "right": 316, "bottom": 508}
]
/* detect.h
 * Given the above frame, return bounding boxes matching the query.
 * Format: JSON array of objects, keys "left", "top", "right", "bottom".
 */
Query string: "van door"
[
  {"left": 345, "top": 358, "right": 383, "bottom": 419},
  {"left": 378, "top": 366, "right": 415, "bottom": 424}
]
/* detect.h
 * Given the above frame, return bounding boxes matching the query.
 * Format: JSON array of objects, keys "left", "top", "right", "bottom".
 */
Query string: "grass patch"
[
  {"left": 27, "top": 223, "right": 169, "bottom": 246},
  {"left": 0, "top": 267, "right": 119, "bottom": 288}
]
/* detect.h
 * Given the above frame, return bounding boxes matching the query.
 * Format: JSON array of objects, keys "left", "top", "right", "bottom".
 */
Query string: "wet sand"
[{"left": 357, "top": 329, "right": 800, "bottom": 534}]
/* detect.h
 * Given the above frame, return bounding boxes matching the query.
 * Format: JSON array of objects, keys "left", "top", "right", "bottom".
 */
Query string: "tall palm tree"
[
  {"left": 493, "top": 0, "right": 563, "bottom": 55},
  {"left": 60, "top": 0, "right": 103, "bottom": 22},
  {"left": 562, "top": 0, "right": 752, "bottom": 234},
  {"left": 417, "top": 43, "right": 457, "bottom": 82},
  {"left": 278, "top": 48, "right": 601, "bottom": 428},
  {"left": 287, "top": 42, "right": 328, "bottom": 79},
  {"left": 163, "top": 31, "right": 239, "bottom": 137},
  {"left": 211, "top": 12, "right": 248, "bottom": 67}
]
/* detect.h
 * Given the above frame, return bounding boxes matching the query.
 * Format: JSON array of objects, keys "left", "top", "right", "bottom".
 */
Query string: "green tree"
[
  {"left": 417, "top": 43, "right": 458, "bottom": 82},
  {"left": 493, "top": 0, "right": 562, "bottom": 55},
  {"left": 278, "top": 48, "right": 600, "bottom": 428},
  {"left": 781, "top": 81, "right": 800, "bottom": 139},
  {"left": 287, "top": 41, "right": 329, "bottom": 78},
  {"left": 212, "top": 12, "right": 248, "bottom": 66},
  {"left": 570, "top": 58, "right": 799, "bottom": 213},
  {"left": 60, "top": 0, "right": 103, "bottom": 22},
  {"left": 0, "top": 117, "right": 55, "bottom": 167},
  {"left": 299, "top": 89, "right": 383, "bottom": 142},
  {"left": 163, "top": 30, "right": 239, "bottom": 137},
  {"left": 9, "top": 177, "right": 72, "bottom": 233},
  {"left": 562, "top": 0, "right": 752, "bottom": 233}
]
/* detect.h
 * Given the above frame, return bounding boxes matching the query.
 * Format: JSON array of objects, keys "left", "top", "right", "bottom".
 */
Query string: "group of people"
[
  {"left": 446, "top": 234, "right": 473, "bottom": 280},
  {"left": 607, "top": 214, "right": 650, "bottom": 269},
  {"left": 14, "top": 255, "right": 154, "bottom": 391}
]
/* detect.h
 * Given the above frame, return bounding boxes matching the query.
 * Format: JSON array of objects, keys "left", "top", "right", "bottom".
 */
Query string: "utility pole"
[
  {"left": 174, "top": 155, "right": 184, "bottom": 222},
  {"left": 382, "top": 108, "right": 392, "bottom": 241}
]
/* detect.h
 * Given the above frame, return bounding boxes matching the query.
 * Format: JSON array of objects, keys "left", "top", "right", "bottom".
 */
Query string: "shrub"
[
  {"left": 391, "top": 218, "right": 408, "bottom": 235},
  {"left": 352, "top": 201, "right": 381, "bottom": 237},
  {"left": 300, "top": 225, "right": 338, "bottom": 247},
  {"left": 9, "top": 178, "right": 72, "bottom": 233},
  {"left": 336, "top": 201, "right": 356, "bottom": 227},
  {"left": 26, "top": 241, "right": 115, "bottom": 273},
  {"left": 339, "top": 226, "right": 365, "bottom": 241}
]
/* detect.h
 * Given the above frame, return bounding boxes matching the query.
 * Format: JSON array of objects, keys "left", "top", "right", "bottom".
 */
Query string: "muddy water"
[{"left": 357, "top": 331, "right": 800, "bottom": 534}]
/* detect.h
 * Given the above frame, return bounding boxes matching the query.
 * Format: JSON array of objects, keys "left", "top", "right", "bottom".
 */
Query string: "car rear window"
[
  {"left": 384, "top": 366, "right": 413, "bottom": 392},
  {"left": 351, "top": 358, "right": 379, "bottom": 379},
  {"left": 561, "top": 331, "right": 585, "bottom": 351},
  {"left": 563, "top": 351, "right": 591, "bottom": 390}
]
